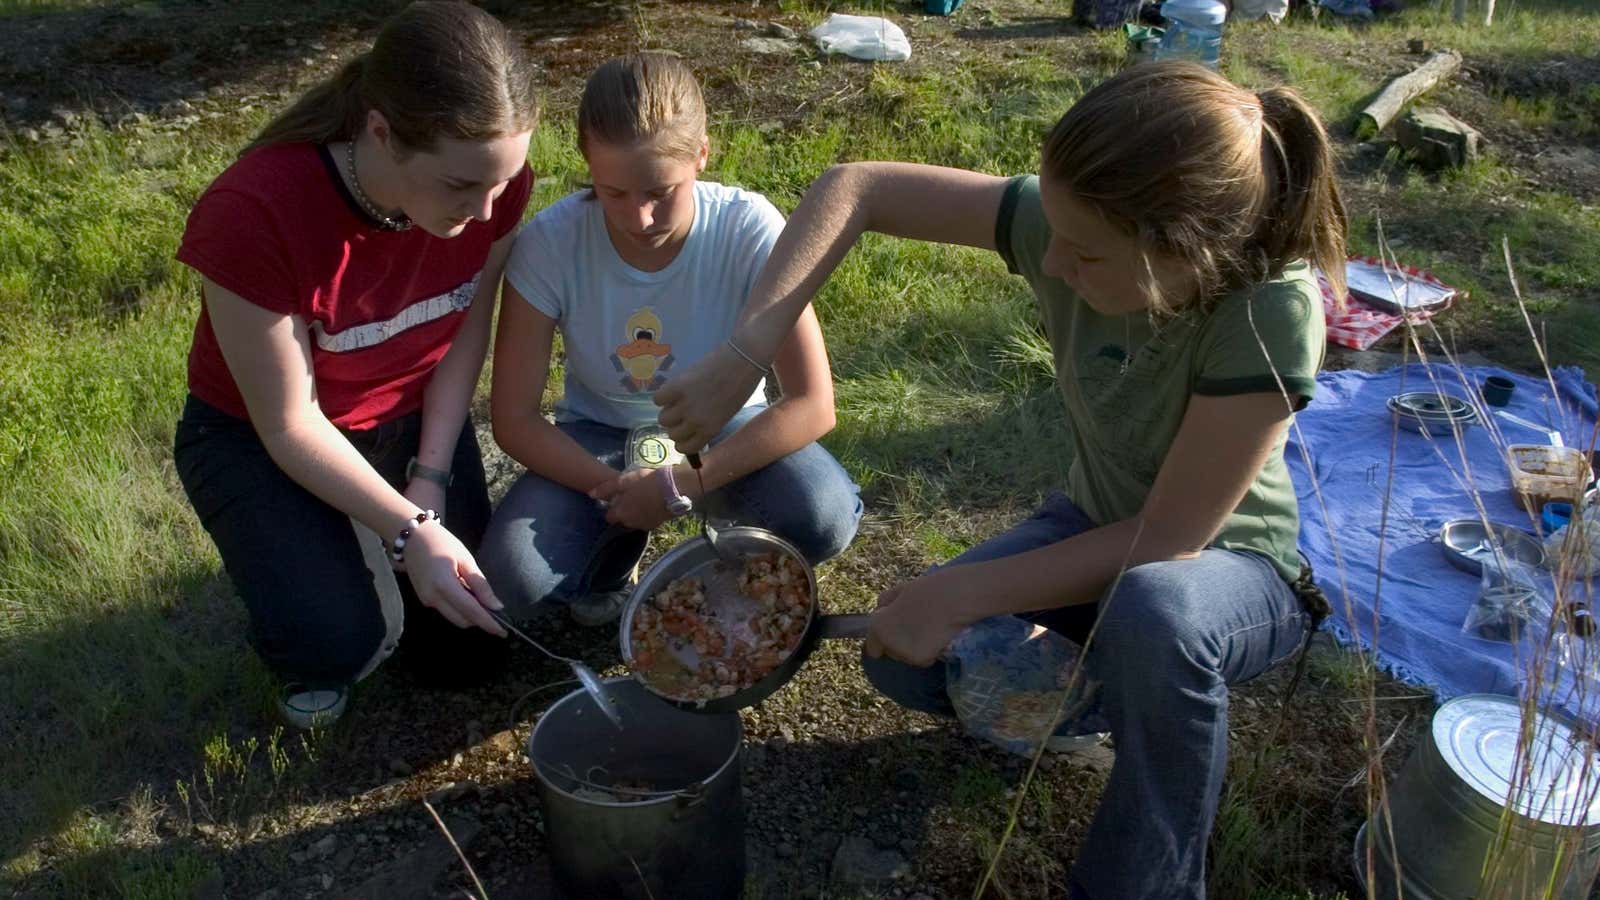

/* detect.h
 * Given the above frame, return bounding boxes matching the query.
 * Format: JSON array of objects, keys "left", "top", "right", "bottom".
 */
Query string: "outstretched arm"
[{"left": 655, "top": 162, "right": 1010, "bottom": 451}]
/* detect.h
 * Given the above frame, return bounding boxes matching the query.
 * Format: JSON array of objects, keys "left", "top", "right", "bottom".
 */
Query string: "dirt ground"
[{"left": 0, "top": 1, "right": 1456, "bottom": 897}]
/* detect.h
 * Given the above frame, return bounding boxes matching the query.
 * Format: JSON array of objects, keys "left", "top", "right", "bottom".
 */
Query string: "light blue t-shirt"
[{"left": 503, "top": 181, "right": 780, "bottom": 428}]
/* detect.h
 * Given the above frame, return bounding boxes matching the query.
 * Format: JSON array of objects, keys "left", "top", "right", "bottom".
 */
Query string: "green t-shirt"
[{"left": 995, "top": 175, "right": 1324, "bottom": 582}]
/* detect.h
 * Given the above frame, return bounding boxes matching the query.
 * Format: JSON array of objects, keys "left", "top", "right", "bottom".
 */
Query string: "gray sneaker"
[
  {"left": 279, "top": 682, "right": 348, "bottom": 730},
  {"left": 569, "top": 589, "right": 629, "bottom": 627}
]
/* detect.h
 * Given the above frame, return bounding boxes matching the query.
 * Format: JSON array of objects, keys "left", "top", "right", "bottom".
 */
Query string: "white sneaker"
[
  {"left": 279, "top": 683, "right": 348, "bottom": 729},
  {"left": 1045, "top": 731, "right": 1111, "bottom": 754}
]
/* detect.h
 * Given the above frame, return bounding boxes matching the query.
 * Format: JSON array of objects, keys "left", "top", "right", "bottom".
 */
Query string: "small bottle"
[{"left": 1153, "top": 0, "right": 1227, "bottom": 69}]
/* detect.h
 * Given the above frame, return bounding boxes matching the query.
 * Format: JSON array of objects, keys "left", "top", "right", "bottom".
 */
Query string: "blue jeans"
[
  {"left": 861, "top": 494, "right": 1308, "bottom": 900},
  {"left": 480, "top": 406, "right": 863, "bottom": 618}
]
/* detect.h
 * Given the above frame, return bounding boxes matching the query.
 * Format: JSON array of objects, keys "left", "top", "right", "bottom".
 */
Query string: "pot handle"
[
  {"left": 820, "top": 613, "right": 871, "bottom": 640},
  {"left": 672, "top": 781, "right": 708, "bottom": 819}
]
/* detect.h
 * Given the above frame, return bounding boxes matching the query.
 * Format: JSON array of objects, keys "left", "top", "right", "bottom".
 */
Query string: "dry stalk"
[{"left": 423, "top": 799, "right": 489, "bottom": 900}]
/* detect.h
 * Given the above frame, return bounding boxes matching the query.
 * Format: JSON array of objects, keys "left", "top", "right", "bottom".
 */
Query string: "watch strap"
[
  {"left": 659, "top": 466, "right": 693, "bottom": 516},
  {"left": 406, "top": 457, "right": 453, "bottom": 488}
]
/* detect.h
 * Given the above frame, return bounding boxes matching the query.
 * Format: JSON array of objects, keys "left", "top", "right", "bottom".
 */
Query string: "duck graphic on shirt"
[{"left": 611, "top": 306, "right": 675, "bottom": 393}]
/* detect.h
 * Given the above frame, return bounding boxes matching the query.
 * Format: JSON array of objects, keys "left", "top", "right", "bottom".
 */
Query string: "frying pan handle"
[{"left": 819, "top": 613, "right": 871, "bottom": 640}]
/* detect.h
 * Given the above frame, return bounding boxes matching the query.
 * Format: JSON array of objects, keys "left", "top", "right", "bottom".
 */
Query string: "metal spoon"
[
  {"left": 487, "top": 609, "right": 622, "bottom": 729},
  {"left": 686, "top": 452, "right": 737, "bottom": 562}
]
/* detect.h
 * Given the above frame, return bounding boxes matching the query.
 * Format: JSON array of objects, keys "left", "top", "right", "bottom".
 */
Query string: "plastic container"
[
  {"left": 1508, "top": 445, "right": 1591, "bottom": 515},
  {"left": 1153, "top": 0, "right": 1226, "bottom": 69}
]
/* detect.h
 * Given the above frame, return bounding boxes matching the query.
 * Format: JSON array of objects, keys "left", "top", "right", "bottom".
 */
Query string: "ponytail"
[
  {"left": 1254, "top": 87, "right": 1348, "bottom": 306},
  {"left": 243, "top": 56, "right": 367, "bottom": 155},
  {"left": 239, "top": 1, "right": 538, "bottom": 158},
  {"left": 1042, "top": 62, "right": 1348, "bottom": 313}
]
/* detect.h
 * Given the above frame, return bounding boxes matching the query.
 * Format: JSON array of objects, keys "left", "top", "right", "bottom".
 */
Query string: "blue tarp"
[{"left": 1288, "top": 364, "right": 1597, "bottom": 714}]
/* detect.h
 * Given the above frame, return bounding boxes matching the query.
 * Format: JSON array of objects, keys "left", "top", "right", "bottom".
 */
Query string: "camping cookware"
[
  {"left": 1353, "top": 693, "right": 1600, "bottom": 900},
  {"left": 530, "top": 677, "right": 745, "bottom": 899},
  {"left": 619, "top": 522, "right": 869, "bottom": 714},
  {"left": 1387, "top": 390, "right": 1480, "bottom": 436},
  {"left": 1438, "top": 519, "right": 1547, "bottom": 576}
]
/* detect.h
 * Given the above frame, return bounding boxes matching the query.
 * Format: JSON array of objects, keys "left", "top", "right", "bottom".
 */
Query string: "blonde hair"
[
  {"left": 577, "top": 52, "right": 706, "bottom": 160},
  {"left": 1042, "top": 62, "right": 1347, "bottom": 312},
  {"left": 246, "top": 1, "right": 539, "bottom": 156}
]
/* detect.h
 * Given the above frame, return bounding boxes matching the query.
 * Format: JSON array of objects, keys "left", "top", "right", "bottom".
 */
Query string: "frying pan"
[{"left": 618, "top": 525, "right": 868, "bottom": 713}]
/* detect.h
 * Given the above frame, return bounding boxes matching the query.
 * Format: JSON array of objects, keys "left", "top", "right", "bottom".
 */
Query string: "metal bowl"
[
  {"left": 1388, "top": 391, "right": 1479, "bottom": 436},
  {"left": 1439, "top": 519, "right": 1546, "bottom": 575},
  {"left": 618, "top": 526, "right": 819, "bottom": 714}
]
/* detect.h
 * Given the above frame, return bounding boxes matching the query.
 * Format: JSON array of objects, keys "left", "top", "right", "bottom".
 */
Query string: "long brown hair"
[
  {"left": 1042, "top": 62, "right": 1347, "bottom": 311},
  {"left": 245, "top": 1, "right": 539, "bottom": 156},
  {"left": 576, "top": 52, "right": 706, "bottom": 160}
]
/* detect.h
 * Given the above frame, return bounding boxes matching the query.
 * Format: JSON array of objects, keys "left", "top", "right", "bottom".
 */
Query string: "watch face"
[
  {"left": 637, "top": 436, "right": 670, "bottom": 467},
  {"left": 626, "top": 425, "right": 681, "bottom": 470}
]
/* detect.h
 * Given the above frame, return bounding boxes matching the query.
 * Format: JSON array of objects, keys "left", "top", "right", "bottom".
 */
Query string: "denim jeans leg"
[
  {"left": 859, "top": 493, "right": 1098, "bottom": 716},
  {"left": 1072, "top": 549, "right": 1307, "bottom": 900},
  {"left": 707, "top": 407, "right": 864, "bottom": 567},
  {"left": 479, "top": 420, "right": 646, "bottom": 620}
]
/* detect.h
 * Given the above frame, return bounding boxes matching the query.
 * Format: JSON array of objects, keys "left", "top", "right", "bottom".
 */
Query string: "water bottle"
[{"left": 1154, "top": 0, "right": 1226, "bottom": 69}]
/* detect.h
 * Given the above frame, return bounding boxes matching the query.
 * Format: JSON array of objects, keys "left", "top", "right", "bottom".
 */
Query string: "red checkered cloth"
[{"left": 1317, "top": 256, "right": 1456, "bottom": 351}]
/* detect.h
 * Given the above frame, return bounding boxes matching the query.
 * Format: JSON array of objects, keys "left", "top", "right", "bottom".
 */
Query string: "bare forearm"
[
  {"left": 493, "top": 413, "right": 618, "bottom": 495},
  {"left": 734, "top": 164, "right": 872, "bottom": 363},
  {"left": 939, "top": 517, "right": 1207, "bottom": 624},
  {"left": 259, "top": 414, "right": 423, "bottom": 539},
  {"left": 679, "top": 395, "right": 834, "bottom": 498}
]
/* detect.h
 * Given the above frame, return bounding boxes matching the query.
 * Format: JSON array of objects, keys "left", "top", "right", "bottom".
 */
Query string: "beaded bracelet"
[{"left": 387, "top": 509, "right": 441, "bottom": 565}]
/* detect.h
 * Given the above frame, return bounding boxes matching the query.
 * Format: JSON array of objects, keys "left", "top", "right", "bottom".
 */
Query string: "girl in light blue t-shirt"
[{"left": 481, "top": 52, "right": 861, "bottom": 627}]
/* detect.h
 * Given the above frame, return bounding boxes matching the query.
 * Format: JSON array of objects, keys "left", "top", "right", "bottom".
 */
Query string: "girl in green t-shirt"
[{"left": 656, "top": 62, "right": 1348, "bottom": 900}]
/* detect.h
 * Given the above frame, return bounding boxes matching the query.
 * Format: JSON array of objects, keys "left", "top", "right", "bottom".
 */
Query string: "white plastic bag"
[
  {"left": 1464, "top": 559, "right": 1551, "bottom": 643},
  {"left": 808, "top": 14, "right": 911, "bottom": 62},
  {"left": 1231, "top": 0, "right": 1289, "bottom": 21}
]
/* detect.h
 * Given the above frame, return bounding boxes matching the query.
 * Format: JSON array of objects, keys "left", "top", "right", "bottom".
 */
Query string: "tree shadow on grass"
[{"left": 0, "top": 0, "right": 630, "bottom": 131}]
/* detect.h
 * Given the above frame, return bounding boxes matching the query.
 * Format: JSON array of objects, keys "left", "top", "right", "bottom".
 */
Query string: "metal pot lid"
[
  {"left": 1433, "top": 694, "right": 1600, "bottom": 827},
  {"left": 1389, "top": 391, "right": 1476, "bottom": 420}
]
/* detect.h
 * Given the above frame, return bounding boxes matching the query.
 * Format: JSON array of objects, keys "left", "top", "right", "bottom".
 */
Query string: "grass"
[{"left": 2, "top": 0, "right": 1598, "bottom": 896}]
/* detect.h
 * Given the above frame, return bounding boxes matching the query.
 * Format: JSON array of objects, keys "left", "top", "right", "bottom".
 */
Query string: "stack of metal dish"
[{"left": 1387, "top": 391, "right": 1480, "bottom": 436}]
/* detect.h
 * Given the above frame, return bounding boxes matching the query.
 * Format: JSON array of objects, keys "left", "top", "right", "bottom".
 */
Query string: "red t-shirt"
[{"left": 177, "top": 143, "right": 533, "bottom": 430}]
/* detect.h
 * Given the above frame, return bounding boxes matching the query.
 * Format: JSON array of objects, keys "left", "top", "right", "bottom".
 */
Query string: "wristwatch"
[
  {"left": 659, "top": 466, "right": 693, "bottom": 517},
  {"left": 405, "top": 457, "right": 453, "bottom": 488}
]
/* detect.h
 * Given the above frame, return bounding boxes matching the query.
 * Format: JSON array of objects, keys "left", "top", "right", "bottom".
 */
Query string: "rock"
[
  {"left": 20, "top": 127, "right": 40, "bottom": 143},
  {"left": 338, "top": 817, "right": 482, "bottom": 900},
  {"left": 776, "top": 841, "right": 797, "bottom": 858},
  {"left": 741, "top": 36, "right": 797, "bottom": 56},
  {"left": 892, "top": 768, "right": 922, "bottom": 791},
  {"left": 831, "top": 835, "right": 909, "bottom": 888},
  {"left": 427, "top": 780, "right": 480, "bottom": 804},
  {"left": 388, "top": 758, "right": 413, "bottom": 777},
  {"left": 1395, "top": 107, "right": 1484, "bottom": 170},
  {"left": 733, "top": 17, "right": 761, "bottom": 30},
  {"left": 313, "top": 834, "right": 339, "bottom": 858},
  {"left": 1071, "top": 743, "right": 1116, "bottom": 775},
  {"left": 250, "top": 890, "right": 280, "bottom": 900},
  {"left": 766, "top": 22, "right": 798, "bottom": 40},
  {"left": 493, "top": 803, "right": 512, "bottom": 817},
  {"left": 333, "top": 846, "right": 356, "bottom": 869},
  {"left": 851, "top": 805, "right": 869, "bottom": 818},
  {"left": 320, "top": 873, "right": 334, "bottom": 890},
  {"left": 899, "top": 838, "right": 919, "bottom": 856}
]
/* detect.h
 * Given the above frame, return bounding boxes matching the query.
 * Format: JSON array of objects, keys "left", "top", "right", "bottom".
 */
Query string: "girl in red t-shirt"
[{"left": 173, "top": 1, "right": 535, "bottom": 727}]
